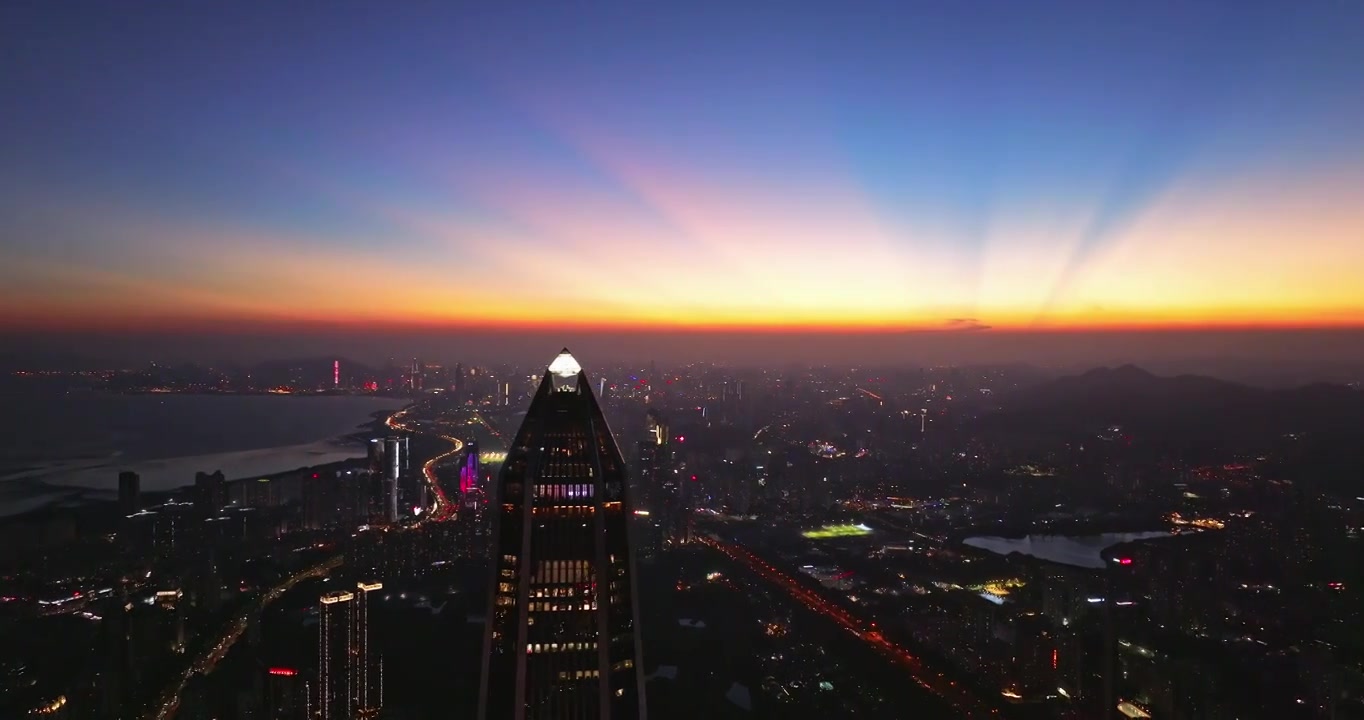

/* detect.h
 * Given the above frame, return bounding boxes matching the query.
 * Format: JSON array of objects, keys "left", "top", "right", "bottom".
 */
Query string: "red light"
[
  {"left": 312, "top": 473, "right": 319, "bottom": 479},
  {"left": 268, "top": 667, "right": 297, "bottom": 676},
  {"left": 677, "top": 436, "right": 685, "bottom": 442},
  {"left": 690, "top": 475, "right": 697, "bottom": 481},
  {"left": 1118, "top": 557, "right": 1132, "bottom": 565}
]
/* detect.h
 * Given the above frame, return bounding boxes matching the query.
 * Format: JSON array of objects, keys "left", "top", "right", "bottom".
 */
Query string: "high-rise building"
[
  {"left": 99, "top": 595, "right": 137, "bottom": 719},
  {"left": 302, "top": 473, "right": 334, "bottom": 530},
  {"left": 635, "top": 441, "right": 658, "bottom": 507},
  {"left": 383, "top": 436, "right": 402, "bottom": 523},
  {"left": 194, "top": 470, "right": 226, "bottom": 515},
  {"left": 644, "top": 409, "right": 667, "bottom": 448},
  {"left": 479, "top": 350, "right": 647, "bottom": 720},
  {"left": 118, "top": 471, "right": 140, "bottom": 516},
  {"left": 318, "top": 590, "right": 354, "bottom": 720},
  {"left": 633, "top": 439, "right": 664, "bottom": 564},
  {"left": 316, "top": 581, "right": 382, "bottom": 720},
  {"left": 353, "top": 581, "right": 383, "bottom": 717},
  {"left": 264, "top": 666, "right": 310, "bottom": 720},
  {"left": 367, "top": 438, "right": 383, "bottom": 473},
  {"left": 410, "top": 358, "right": 422, "bottom": 393},
  {"left": 460, "top": 441, "right": 480, "bottom": 495}
]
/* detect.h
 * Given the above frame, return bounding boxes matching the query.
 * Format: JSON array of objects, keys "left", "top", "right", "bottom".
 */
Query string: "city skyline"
[{"left": 3, "top": 2, "right": 1363, "bottom": 341}]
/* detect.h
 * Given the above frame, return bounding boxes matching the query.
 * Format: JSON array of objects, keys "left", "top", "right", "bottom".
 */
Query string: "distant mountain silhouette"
[{"left": 981, "top": 364, "right": 1364, "bottom": 444}]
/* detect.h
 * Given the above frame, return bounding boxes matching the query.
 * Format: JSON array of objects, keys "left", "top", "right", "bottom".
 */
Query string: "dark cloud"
[{"left": 944, "top": 318, "right": 992, "bottom": 332}]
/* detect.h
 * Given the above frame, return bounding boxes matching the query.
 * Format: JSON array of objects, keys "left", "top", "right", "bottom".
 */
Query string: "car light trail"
[
  {"left": 384, "top": 407, "right": 461, "bottom": 523},
  {"left": 697, "top": 535, "right": 999, "bottom": 718},
  {"left": 147, "top": 554, "right": 344, "bottom": 720}
]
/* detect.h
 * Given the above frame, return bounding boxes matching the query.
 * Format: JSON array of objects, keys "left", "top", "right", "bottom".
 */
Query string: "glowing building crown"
[{"left": 548, "top": 349, "right": 583, "bottom": 391}]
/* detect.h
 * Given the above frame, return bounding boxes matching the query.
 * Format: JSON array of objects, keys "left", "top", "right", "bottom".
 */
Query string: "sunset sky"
[{"left": 2, "top": 2, "right": 1363, "bottom": 349}]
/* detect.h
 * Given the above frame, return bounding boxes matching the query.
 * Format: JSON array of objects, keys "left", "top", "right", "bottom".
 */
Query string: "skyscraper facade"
[
  {"left": 318, "top": 590, "right": 354, "bottom": 720},
  {"left": 264, "top": 667, "right": 310, "bottom": 720},
  {"left": 383, "top": 436, "right": 401, "bottom": 523},
  {"left": 479, "top": 350, "right": 647, "bottom": 720},
  {"left": 118, "top": 471, "right": 140, "bottom": 516},
  {"left": 460, "top": 441, "right": 481, "bottom": 495},
  {"left": 353, "top": 582, "right": 383, "bottom": 718},
  {"left": 194, "top": 470, "right": 226, "bottom": 515},
  {"left": 632, "top": 440, "right": 664, "bottom": 564},
  {"left": 316, "top": 580, "right": 384, "bottom": 720}
]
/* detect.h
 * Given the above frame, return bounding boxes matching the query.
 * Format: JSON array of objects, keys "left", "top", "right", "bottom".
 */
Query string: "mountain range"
[{"left": 984, "top": 364, "right": 1364, "bottom": 445}]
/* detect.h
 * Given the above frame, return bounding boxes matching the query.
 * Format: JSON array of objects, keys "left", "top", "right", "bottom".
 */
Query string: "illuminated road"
[
  {"left": 697, "top": 535, "right": 1000, "bottom": 718},
  {"left": 857, "top": 387, "right": 884, "bottom": 402},
  {"left": 470, "top": 410, "right": 507, "bottom": 445},
  {"left": 147, "top": 554, "right": 344, "bottom": 720},
  {"left": 385, "top": 406, "right": 462, "bottom": 522}
]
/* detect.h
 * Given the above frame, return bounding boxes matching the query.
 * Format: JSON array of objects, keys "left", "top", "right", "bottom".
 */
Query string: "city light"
[
  {"left": 1117, "top": 701, "right": 1153, "bottom": 718},
  {"left": 802, "top": 524, "right": 873, "bottom": 539},
  {"left": 698, "top": 535, "right": 997, "bottom": 715}
]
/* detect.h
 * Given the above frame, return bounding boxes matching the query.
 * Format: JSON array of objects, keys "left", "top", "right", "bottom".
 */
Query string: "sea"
[
  {"left": 962, "top": 531, "right": 1173, "bottom": 569},
  {"left": 0, "top": 381, "right": 406, "bottom": 517}
]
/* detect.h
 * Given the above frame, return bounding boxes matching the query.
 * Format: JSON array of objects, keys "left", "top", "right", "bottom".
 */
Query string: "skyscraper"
[
  {"left": 118, "top": 471, "right": 140, "bottom": 516},
  {"left": 316, "top": 581, "right": 383, "bottom": 720},
  {"left": 264, "top": 667, "right": 310, "bottom": 720},
  {"left": 460, "top": 441, "right": 481, "bottom": 496},
  {"left": 479, "top": 350, "right": 647, "bottom": 720},
  {"left": 633, "top": 437, "right": 664, "bottom": 564},
  {"left": 353, "top": 582, "right": 383, "bottom": 718},
  {"left": 318, "top": 590, "right": 354, "bottom": 720},
  {"left": 383, "top": 436, "right": 401, "bottom": 523},
  {"left": 194, "top": 470, "right": 226, "bottom": 515}
]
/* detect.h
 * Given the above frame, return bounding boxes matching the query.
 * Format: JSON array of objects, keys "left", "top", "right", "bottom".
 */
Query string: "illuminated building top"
[{"left": 547, "top": 348, "right": 584, "bottom": 392}]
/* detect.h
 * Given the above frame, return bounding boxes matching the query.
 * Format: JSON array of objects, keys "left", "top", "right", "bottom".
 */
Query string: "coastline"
[
  {"left": 111, "top": 390, "right": 409, "bottom": 398},
  {"left": 961, "top": 530, "right": 1174, "bottom": 569},
  {"left": 0, "top": 406, "right": 407, "bottom": 520}
]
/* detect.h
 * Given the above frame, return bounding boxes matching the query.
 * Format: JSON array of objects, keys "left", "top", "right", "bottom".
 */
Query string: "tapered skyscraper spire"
[{"left": 479, "top": 350, "right": 647, "bottom": 720}]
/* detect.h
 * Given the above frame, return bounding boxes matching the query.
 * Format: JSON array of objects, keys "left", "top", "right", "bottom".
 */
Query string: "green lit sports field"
[{"left": 801, "top": 523, "right": 873, "bottom": 539}]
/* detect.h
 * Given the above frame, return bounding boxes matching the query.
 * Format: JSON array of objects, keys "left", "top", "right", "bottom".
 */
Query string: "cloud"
[{"left": 944, "top": 318, "right": 992, "bottom": 332}]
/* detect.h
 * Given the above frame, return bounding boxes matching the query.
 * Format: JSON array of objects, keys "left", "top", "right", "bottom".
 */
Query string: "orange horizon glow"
[{"left": 5, "top": 305, "right": 1363, "bottom": 336}]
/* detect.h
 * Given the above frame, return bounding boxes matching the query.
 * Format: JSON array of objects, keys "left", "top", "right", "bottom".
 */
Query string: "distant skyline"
[
  {"left": 6, "top": 328, "right": 1364, "bottom": 386},
  {"left": 2, "top": 2, "right": 1363, "bottom": 341}
]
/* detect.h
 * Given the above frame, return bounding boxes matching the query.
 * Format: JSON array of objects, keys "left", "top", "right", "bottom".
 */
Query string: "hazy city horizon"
[{"left": 8, "top": 328, "right": 1364, "bottom": 382}]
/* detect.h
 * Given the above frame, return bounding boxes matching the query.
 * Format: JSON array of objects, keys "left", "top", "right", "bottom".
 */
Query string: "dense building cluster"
[{"left": 2, "top": 356, "right": 1362, "bottom": 719}]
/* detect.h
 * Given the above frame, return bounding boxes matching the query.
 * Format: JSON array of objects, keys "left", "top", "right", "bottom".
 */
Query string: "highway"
[
  {"left": 385, "top": 406, "right": 462, "bottom": 522},
  {"left": 146, "top": 554, "right": 344, "bottom": 720},
  {"left": 697, "top": 534, "right": 1000, "bottom": 718}
]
